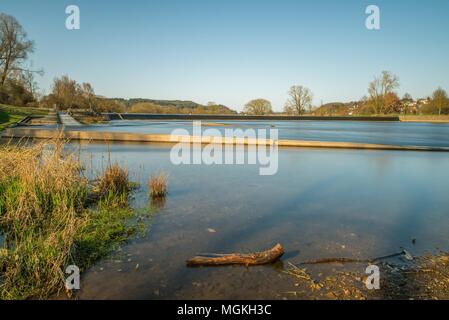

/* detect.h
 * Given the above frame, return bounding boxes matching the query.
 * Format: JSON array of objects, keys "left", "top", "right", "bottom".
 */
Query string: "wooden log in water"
[{"left": 186, "top": 243, "right": 284, "bottom": 267}]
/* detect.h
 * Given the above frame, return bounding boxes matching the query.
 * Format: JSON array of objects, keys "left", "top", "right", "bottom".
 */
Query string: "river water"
[
  {"left": 60, "top": 120, "right": 449, "bottom": 147},
  {"left": 68, "top": 121, "right": 449, "bottom": 299}
]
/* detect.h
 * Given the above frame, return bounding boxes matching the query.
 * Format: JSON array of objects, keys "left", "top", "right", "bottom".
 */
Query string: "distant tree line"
[
  {"left": 243, "top": 72, "right": 448, "bottom": 116},
  {"left": 362, "top": 71, "right": 448, "bottom": 115},
  {"left": 243, "top": 86, "right": 313, "bottom": 116},
  {"left": 39, "top": 75, "right": 123, "bottom": 113},
  {"left": 127, "top": 101, "right": 236, "bottom": 115},
  {"left": 39, "top": 75, "right": 237, "bottom": 114}
]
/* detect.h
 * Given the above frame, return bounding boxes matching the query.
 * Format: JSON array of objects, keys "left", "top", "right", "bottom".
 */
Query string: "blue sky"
[{"left": 2, "top": 0, "right": 449, "bottom": 111}]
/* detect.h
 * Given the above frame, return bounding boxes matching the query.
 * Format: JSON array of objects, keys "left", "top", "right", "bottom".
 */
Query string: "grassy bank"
[
  {"left": 0, "top": 104, "right": 50, "bottom": 131},
  {"left": 0, "top": 111, "right": 22, "bottom": 131},
  {"left": 0, "top": 140, "right": 149, "bottom": 299},
  {"left": 0, "top": 104, "right": 49, "bottom": 116}
]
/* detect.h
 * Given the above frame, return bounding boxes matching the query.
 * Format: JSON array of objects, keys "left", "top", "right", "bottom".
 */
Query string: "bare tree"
[
  {"left": 284, "top": 85, "right": 313, "bottom": 115},
  {"left": 16, "top": 66, "right": 41, "bottom": 101},
  {"left": 51, "top": 75, "right": 79, "bottom": 110},
  {"left": 368, "top": 71, "right": 400, "bottom": 114},
  {"left": 432, "top": 87, "right": 448, "bottom": 115},
  {"left": 244, "top": 99, "right": 273, "bottom": 115},
  {"left": 80, "top": 82, "right": 97, "bottom": 112},
  {"left": 0, "top": 13, "right": 35, "bottom": 87}
]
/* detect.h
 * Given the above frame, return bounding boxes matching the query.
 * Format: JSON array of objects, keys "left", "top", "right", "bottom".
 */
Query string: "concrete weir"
[
  {"left": 104, "top": 113, "right": 400, "bottom": 122},
  {"left": 2, "top": 127, "right": 449, "bottom": 152},
  {"left": 57, "top": 112, "right": 82, "bottom": 126}
]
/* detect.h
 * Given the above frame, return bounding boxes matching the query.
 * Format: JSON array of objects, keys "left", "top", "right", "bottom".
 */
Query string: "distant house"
[{"left": 417, "top": 98, "right": 430, "bottom": 105}]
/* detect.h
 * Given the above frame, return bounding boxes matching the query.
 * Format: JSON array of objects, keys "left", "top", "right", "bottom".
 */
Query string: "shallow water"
[
  {"left": 61, "top": 120, "right": 449, "bottom": 147},
  {"left": 72, "top": 141, "right": 449, "bottom": 299}
]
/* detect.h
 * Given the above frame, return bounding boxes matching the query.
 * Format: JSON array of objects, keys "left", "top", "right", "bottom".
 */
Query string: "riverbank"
[
  {"left": 0, "top": 104, "right": 51, "bottom": 131},
  {"left": 400, "top": 115, "right": 449, "bottom": 123},
  {"left": 286, "top": 252, "right": 449, "bottom": 300},
  {"left": 0, "top": 140, "right": 152, "bottom": 299}
]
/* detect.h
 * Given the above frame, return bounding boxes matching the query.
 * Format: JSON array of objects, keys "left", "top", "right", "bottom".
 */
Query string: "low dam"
[
  {"left": 103, "top": 113, "right": 400, "bottom": 122},
  {"left": 2, "top": 127, "right": 448, "bottom": 152},
  {"left": 57, "top": 112, "right": 82, "bottom": 126}
]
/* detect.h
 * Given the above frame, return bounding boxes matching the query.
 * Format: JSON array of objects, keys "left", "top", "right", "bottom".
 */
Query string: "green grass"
[
  {"left": 0, "top": 104, "right": 49, "bottom": 116},
  {"left": 0, "top": 141, "right": 152, "bottom": 299},
  {"left": 0, "top": 112, "right": 23, "bottom": 131},
  {"left": 0, "top": 104, "right": 50, "bottom": 131},
  {"left": 73, "top": 205, "right": 148, "bottom": 270}
]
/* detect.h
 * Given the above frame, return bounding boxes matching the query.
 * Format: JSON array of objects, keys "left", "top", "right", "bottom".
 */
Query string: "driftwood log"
[{"left": 186, "top": 243, "right": 284, "bottom": 267}]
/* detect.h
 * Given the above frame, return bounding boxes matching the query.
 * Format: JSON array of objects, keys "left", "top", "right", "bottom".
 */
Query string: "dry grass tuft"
[
  {"left": 96, "top": 163, "right": 130, "bottom": 207},
  {"left": 148, "top": 172, "right": 168, "bottom": 199}
]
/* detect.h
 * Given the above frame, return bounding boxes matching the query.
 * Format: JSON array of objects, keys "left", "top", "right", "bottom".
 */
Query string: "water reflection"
[
  {"left": 149, "top": 196, "right": 167, "bottom": 211},
  {"left": 70, "top": 141, "right": 449, "bottom": 299}
]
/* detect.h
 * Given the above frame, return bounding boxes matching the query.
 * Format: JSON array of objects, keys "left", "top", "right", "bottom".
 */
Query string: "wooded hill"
[{"left": 107, "top": 98, "right": 237, "bottom": 114}]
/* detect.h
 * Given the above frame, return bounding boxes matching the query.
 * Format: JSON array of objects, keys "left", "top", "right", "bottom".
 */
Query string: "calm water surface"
[
  {"left": 60, "top": 120, "right": 449, "bottom": 147},
  {"left": 71, "top": 139, "right": 449, "bottom": 299}
]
